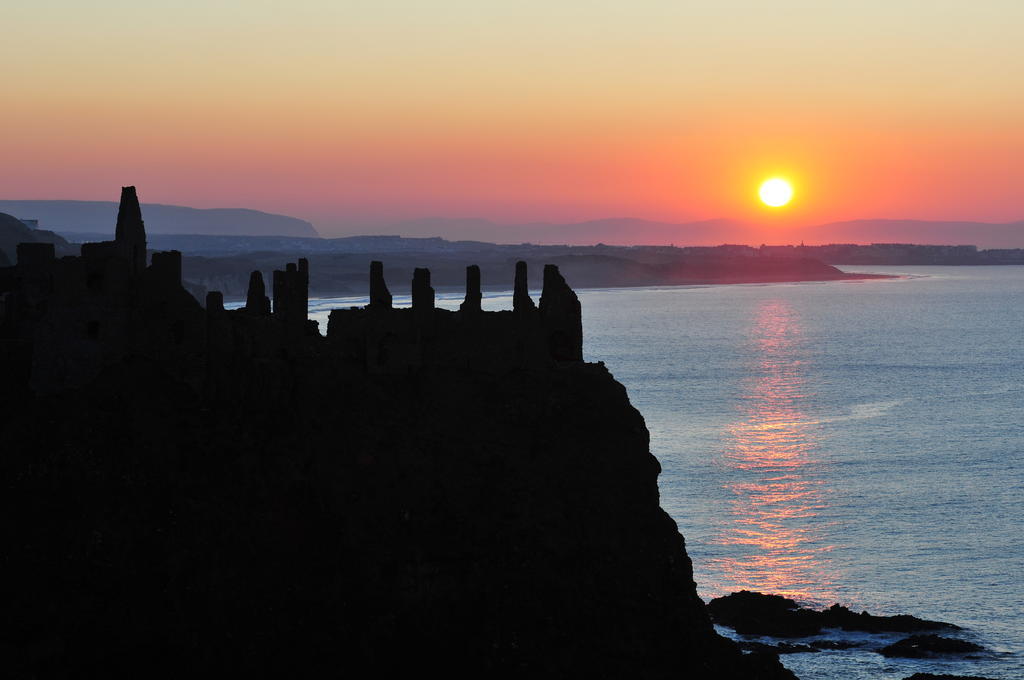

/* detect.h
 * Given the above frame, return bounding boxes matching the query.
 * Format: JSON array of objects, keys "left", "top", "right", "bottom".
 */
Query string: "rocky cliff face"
[
  {"left": 1, "top": 189, "right": 794, "bottom": 678},
  {"left": 3, "top": 358, "right": 793, "bottom": 678}
]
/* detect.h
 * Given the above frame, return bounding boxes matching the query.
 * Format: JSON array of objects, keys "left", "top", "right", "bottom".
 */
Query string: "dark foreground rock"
[
  {"left": 708, "top": 590, "right": 957, "bottom": 637},
  {"left": 708, "top": 591, "right": 822, "bottom": 637},
  {"left": 2, "top": 368, "right": 798, "bottom": 680},
  {"left": 880, "top": 635, "right": 984, "bottom": 659}
]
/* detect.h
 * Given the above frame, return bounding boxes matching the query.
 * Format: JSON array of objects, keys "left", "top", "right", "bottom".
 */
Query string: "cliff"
[{"left": 0, "top": 188, "right": 793, "bottom": 678}]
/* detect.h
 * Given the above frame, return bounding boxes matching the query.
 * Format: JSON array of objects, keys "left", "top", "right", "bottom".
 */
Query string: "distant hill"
[
  {"left": 379, "top": 217, "right": 746, "bottom": 246},
  {"left": 0, "top": 212, "right": 74, "bottom": 264},
  {"left": 0, "top": 200, "right": 319, "bottom": 238},
  {"left": 802, "top": 219, "right": 1024, "bottom": 249},
  {"left": 6, "top": 198, "right": 1022, "bottom": 247},
  {"left": 366, "top": 217, "right": 1024, "bottom": 248}
]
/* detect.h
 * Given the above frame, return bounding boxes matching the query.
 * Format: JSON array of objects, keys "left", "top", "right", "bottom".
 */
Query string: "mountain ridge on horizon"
[
  {"left": 0, "top": 199, "right": 319, "bottom": 238},
  {"left": 5, "top": 198, "right": 1023, "bottom": 248},
  {"left": 368, "top": 215, "right": 1024, "bottom": 248}
]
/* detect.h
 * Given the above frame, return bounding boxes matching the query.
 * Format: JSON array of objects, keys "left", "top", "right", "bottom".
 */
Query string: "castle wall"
[
  {"left": 2, "top": 187, "right": 584, "bottom": 396},
  {"left": 2, "top": 191, "right": 205, "bottom": 394},
  {"left": 326, "top": 260, "right": 580, "bottom": 375}
]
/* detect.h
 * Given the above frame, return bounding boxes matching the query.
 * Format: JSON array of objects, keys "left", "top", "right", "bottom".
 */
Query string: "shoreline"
[{"left": 222, "top": 271, "right": 899, "bottom": 304}]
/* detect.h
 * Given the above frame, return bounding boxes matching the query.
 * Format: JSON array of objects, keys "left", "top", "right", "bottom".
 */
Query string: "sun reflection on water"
[{"left": 713, "top": 299, "right": 837, "bottom": 602}]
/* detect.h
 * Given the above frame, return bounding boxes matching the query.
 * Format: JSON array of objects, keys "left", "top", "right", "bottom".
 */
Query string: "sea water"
[
  {"left": 579, "top": 265, "right": 1024, "bottom": 680},
  {"left": 237, "top": 265, "right": 1024, "bottom": 679}
]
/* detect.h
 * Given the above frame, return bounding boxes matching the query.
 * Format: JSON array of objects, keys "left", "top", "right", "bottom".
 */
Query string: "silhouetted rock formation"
[
  {"left": 880, "top": 635, "right": 984, "bottom": 659},
  {"left": 708, "top": 591, "right": 957, "bottom": 638},
  {"left": 1, "top": 188, "right": 795, "bottom": 679}
]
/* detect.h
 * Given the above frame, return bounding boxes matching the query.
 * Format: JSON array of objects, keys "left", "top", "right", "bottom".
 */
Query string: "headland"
[{"left": 1, "top": 188, "right": 795, "bottom": 678}]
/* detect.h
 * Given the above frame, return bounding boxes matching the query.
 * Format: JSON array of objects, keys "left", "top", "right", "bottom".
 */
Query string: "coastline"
[{"left": 222, "top": 270, "right": 899, "bottom": 304}]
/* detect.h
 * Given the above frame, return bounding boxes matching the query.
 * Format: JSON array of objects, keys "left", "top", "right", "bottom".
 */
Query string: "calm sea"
[{"left": 240, "top": 265, "right": 1024, "bottom": 679}]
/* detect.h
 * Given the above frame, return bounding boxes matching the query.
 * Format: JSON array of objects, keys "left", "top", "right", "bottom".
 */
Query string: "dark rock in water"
[
  {"left": 708, "top": 590, "right": 957, "bottom": 638},
  {"left": 880, "top": 635, "right": 984, "bottom": 658},
  {"left": 901, "top": 674, "right": 998, "bottom": 680},
  {"left": 820, "top": 603, "right": 957, "bottom": 633},
  {"left": 707, "top": 590, "right": 824, "bottom": 637}
]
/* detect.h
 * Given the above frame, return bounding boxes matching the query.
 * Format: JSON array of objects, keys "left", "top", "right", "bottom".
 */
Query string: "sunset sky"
[{"left": 3, "top": 1, "right": 1023, "bottom": 236}]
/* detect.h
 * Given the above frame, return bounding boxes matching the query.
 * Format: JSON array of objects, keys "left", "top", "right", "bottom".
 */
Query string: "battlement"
[
  {"left": 1, "top": 187, "right": 586, "bottom": 398},
  {"left": 0, "top": 187, "right": 204, "bottom": 394},
  {"left": 325, "top": 260, "right": 582, "bottom": 373}
]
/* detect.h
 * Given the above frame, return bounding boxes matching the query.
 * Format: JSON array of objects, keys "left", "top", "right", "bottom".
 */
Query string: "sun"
[{"left": 759, "top": 178, "right": 793, "bottom": 207}]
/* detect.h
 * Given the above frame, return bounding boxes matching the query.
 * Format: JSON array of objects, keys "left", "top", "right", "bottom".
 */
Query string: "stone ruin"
[
  {"left": 0, "top": 186, "right": 583, "bottom": 398},
  {"left": 323, "top": 257, "right": 582, "bottom": 374}
]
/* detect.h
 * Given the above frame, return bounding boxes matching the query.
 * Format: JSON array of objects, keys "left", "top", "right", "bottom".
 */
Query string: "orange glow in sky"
[{"left": 2, "top": 1, "right": 1023, "bottom": 237}]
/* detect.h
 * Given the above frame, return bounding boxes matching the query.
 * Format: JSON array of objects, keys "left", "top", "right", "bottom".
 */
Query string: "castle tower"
[
  {"left": 539, "top": 264, "right": 583, "bottom": 361},
  {"left": 412, "top": 268, "right": 434, "bottom": 312},
  {"left": 513, "top": 261, "right": 535, "bottom": 312},
  {"left": 460, "top": 265, "right": 482, "bottom": 313},
  {"left": 244, "top": 271, "right": 271, "bottom": 316},
  {"left": 369, "top": 261, "right": 392, "bottom": 309},
  {"left": 114, "top": 186, "right": 147, "bottom": 275},
  {"left": 272, "top": 259, "right": 309, "bottom": 332}
]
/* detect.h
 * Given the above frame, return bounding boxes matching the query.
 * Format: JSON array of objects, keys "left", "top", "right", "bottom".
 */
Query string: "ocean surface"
[{"left": 237, "top": 265, "right": 1024, "bottom": 679}]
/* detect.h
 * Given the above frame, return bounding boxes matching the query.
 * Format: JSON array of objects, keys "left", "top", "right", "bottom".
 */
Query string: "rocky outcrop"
[
  {"left": 707, "top": 591, "right": 990, "bottom": 669},
  {"left": 708, "top": 590, "right": 956, "bottom": 637},
  {"left": 880, "top": 635, "right": 984, "bottom": 659},
  {"left": 1, "top": 188, "right": 796, "bottom": 679}
]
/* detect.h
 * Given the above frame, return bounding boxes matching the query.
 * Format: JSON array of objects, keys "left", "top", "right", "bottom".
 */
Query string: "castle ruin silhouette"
[{"left": 0, "top": 186, "right": 583, "bottom": 398}]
